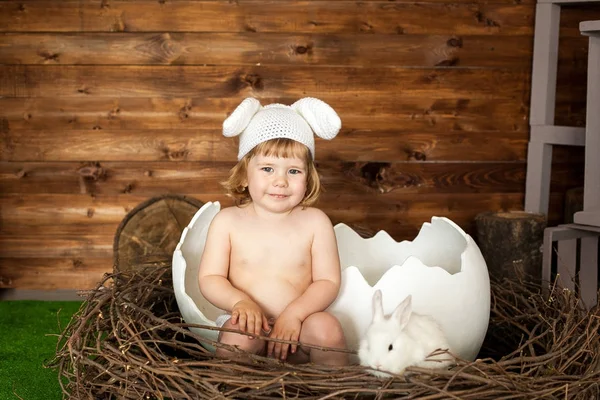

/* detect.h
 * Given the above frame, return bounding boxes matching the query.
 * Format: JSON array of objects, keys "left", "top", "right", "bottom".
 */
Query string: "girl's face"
[{"left": 245, "top": 154, "right": 307, "bottom": 214}]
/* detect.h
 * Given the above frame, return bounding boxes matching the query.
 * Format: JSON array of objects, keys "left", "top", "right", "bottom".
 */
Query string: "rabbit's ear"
[
  {"left": 372, "top": 290, "right": 384, "bottom": 322},
  {"left": 291, "top": 97, "right": 341, "bottom": 140},
  {"left": 223, "top": 98, "right": 261, "bottom": 137},
  {"left": 392, "top": 295, "right": 412, "bottom": 330}
]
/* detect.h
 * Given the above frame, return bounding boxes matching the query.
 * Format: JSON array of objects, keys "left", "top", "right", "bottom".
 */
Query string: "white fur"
[{"left": 358, "top": 290, "right": 453, "bottom": 377}]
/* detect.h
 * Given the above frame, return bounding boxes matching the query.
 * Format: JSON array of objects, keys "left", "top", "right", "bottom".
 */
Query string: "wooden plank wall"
[{"left": 1, "top": 1, "right": 598, "bottom": 290}]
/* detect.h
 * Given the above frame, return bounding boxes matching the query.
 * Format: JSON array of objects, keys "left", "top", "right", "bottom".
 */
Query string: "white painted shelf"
[
  {"left": 530, "top": 3, "right": 600, "bottom": 309},
  {"left": 574, "top": 20, "right": 600, "bottom": 227}
]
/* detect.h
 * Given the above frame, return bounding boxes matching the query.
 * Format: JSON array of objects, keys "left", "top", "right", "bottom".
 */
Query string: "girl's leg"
[
  {"left": 216, "top": 319, "right": 266, "bottom": 360},
  {"left": 289, "top": 312, "right": 348, "bottom": 366}
]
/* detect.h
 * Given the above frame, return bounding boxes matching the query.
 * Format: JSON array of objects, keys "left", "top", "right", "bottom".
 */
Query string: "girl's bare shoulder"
[
  {"left": 210, "top": 205, "right": 241, "bottom": 226},
  {"left": 293, "top": 206, "right": 333, "bottom": 226},
  {"left": 217, "top": 205, "right": 239, "bottom": 216}
]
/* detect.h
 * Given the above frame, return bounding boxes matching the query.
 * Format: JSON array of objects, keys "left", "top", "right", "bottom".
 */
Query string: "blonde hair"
[{"left": 222, "top": 138, "right": 321, "bottom": 207}]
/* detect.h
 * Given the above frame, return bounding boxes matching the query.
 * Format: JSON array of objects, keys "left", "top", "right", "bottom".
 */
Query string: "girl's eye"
[
  {"left": 289, "top": 169, "right": 302, "bottom": 175},
  {"left": 261, "top": 167, "right": 273, "bottom": 172},
  {"left": 388, "top": 344, "right": 393, "bottom": 351}
]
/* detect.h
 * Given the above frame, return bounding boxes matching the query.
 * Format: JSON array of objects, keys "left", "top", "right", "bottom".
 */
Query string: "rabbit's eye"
[{"left": 388, "top": 344, "right": 393, "bottom": 351}]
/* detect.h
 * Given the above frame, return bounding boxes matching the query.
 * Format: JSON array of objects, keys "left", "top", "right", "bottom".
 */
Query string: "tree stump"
[
  {"left": 475, "top": 211, "right": 547, "bottom": 283},
  {"left": 113, "top": 194, "right": 204, "bottom": 274}
]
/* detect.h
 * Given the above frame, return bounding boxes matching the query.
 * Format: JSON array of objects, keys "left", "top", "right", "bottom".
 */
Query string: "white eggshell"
[
  {"left": 329, "top": 218, "right": 490, "bottom": 361},
  {"left": 172, "top": 201, "right": 223, "bottom": 352},
  {"left": 172, "top": 203, "right": 490, "bottom": 360}
]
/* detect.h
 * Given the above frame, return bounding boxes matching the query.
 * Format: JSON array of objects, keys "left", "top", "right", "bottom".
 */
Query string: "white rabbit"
[{"left": 358, "top": 290, "right": 453, "bottom": 377}]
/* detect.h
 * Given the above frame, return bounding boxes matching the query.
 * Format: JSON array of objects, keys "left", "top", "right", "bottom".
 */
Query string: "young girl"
[{"left": 198, "top": 97, "right": 348, "bottom": 366}]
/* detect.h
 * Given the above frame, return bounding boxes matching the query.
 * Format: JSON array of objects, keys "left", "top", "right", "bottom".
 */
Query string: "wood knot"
[
  {"left": 122, "top": 183, "right": 134, "bottom": 194},
  {"left": 72, "top": 259, "right": 84, "bottom": 268},
  {"left": 447, "top": 37, "right": 463, "bottom": 48},
  {"left": 435, "top": 58, "right": 458, "bottom": 67},
  {"left": 359, "top": 162, "right": 391, "bottom": 188},
  {"left": 360, "top": 22, "right": 374, "bottom": 33},
  {"left": 474, "top": 11, "right": 500, "bottom": 28},
  {"left": 161, "top": 145, "right": 189, "bottom": 160},
  {"left": 244, "top": 74, "right": 263, "bottom": 90},
  {"left": 179, "top": 103, "right": 192, "bottom": 120},
  {"left": 135, "top": 33, "right": 180, "bottom": 64},
  {"left": 295, "top": 44, "right": 312, "bottom": 55},
  {"left": 38, "top": 50, "right": 60, "bottom": 63},
  {"left": 77, "top": 162, "right": 106, "bottom": 181},
  {"left": 108, "top": 107, "right": 120, "bottom": 119},
  {"left": 87, "top": 208, "right": 95, "bottom": 218},
  {"left": 167, "top": 149, "right": 189, "bottom": 160},
  {"left": 409, "top": 151, "right": 427, "bottom": 161},
  {"left": 357, "top": 162, "right": 422, "bottom": 193}
]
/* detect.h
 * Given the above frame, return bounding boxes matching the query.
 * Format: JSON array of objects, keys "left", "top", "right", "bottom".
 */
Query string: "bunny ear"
[
  {"left": 372, "top": 290, "right": 384, "bottom": 322},
  {"left": 291, "top": 97, "right": 341, "bottom": 140},
  {"left": 223, "top": 98, "right": 262, "bottom": 137},
  {"left": 392, "top": 295, "right": 412, "bottom": 330}
]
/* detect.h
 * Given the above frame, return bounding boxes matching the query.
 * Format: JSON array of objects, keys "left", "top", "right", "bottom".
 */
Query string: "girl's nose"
[{"left": 273, "top": 174, "right": 288, "bottom": 187}]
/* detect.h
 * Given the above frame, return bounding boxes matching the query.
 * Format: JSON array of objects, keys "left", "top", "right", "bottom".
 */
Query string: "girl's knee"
[{"left": 302, "top": 312, "right": 346, "bottom": 348}]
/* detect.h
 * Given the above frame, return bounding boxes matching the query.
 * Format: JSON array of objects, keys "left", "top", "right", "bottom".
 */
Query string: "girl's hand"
[
  {"left": 268, "top": 311, "right": 302, "bottom": 360},
  {"left": 231, "top": 300, "right": 270, "bottom": 337}
]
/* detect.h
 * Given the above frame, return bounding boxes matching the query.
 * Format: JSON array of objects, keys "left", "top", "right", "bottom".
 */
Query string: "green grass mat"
[{"left": 0, "top": 301, "right": 82, "bottom": 400}]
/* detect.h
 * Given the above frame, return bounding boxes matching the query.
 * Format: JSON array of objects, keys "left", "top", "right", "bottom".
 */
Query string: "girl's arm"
[
  {"left": 198, "top": 209, "right": 270, "bottom": 336},
  {"left": 281, "top": 209, "right": 342, "bottom": 321},
  {"left": 198, "top": 210, "right": 250, "bottom": 311}
]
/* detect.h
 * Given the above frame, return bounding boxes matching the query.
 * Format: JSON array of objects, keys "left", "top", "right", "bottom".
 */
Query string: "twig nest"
[
  {"left": 173, "top": 202, "right": 491, "bottom": 360},
  {"left": 48, "top": 264, "right": 600, "bottom": 399}
]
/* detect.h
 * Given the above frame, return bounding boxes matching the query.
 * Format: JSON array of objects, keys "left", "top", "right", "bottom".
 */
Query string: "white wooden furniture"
[
  {"left": 573, "top": 20, "right": 600, "bottom": 227},
  {"left": 542, "top": 224, "right": 598, "bottom": 308},
  {"left": 534, "top": 9, "right": 600, "bottom": 308},
  {"left": 525, "top": 0, "right": 598, "bottom": 215}
]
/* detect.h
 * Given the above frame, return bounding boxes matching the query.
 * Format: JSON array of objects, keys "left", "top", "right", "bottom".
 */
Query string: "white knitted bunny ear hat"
[{"left": 223, "top": 97, "right": 341, "bottom": 160}]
